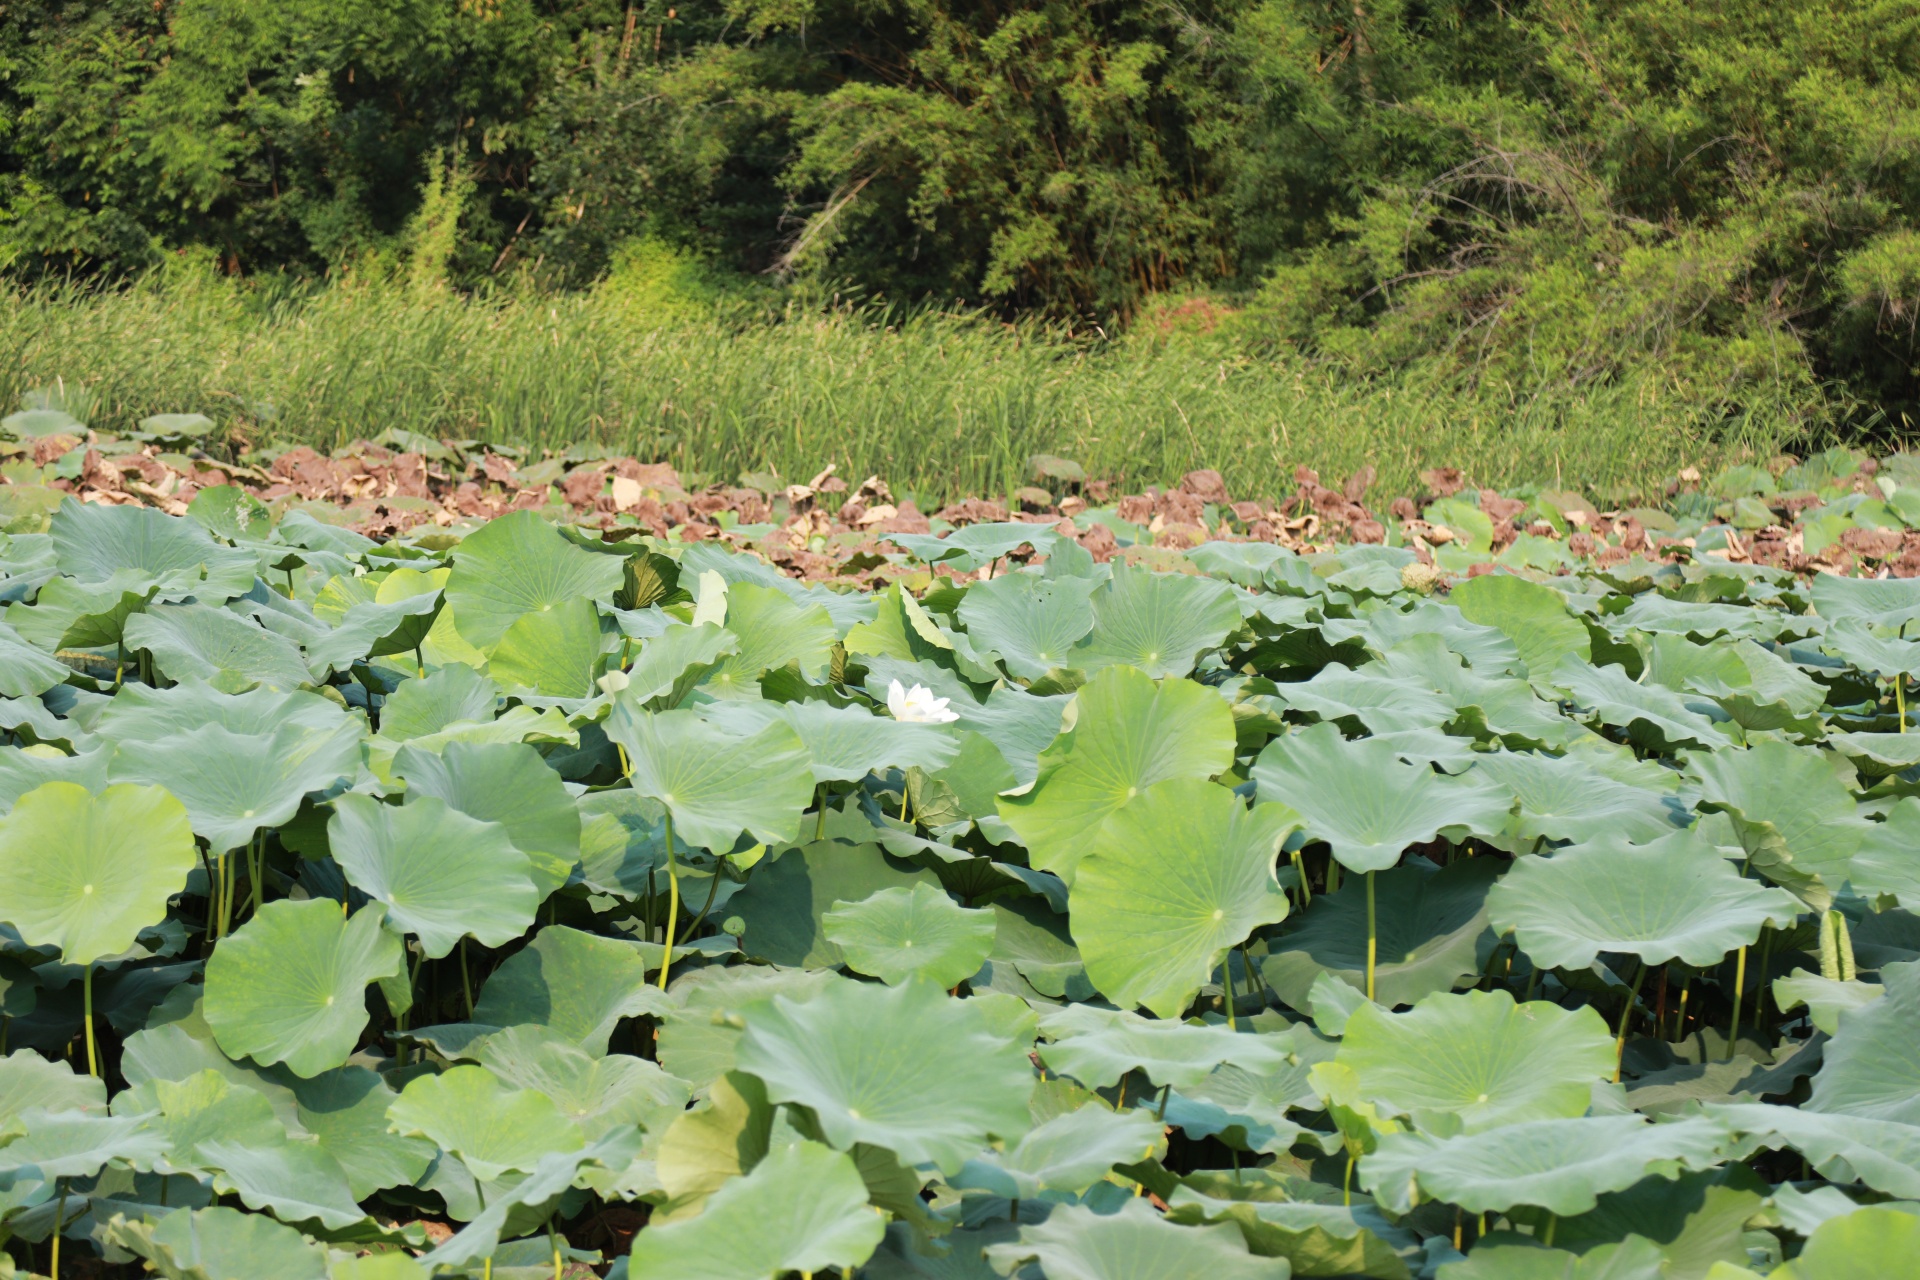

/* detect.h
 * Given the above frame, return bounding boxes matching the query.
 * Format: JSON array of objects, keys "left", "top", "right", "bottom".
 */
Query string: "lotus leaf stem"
[
  {"left": 1223, "top": 955, "right": 1239, "bottom": 1030},
  {"left": 1155, "top": 1082, "right": 1171, "bottom": 1122},
  {"left": 49, "top": 1177, "right": 65, "bottom": 1280},
  {"left": 460, "top": 937, "right": 475, "bottom": 1019},
  {"left": 1365, "top": 870, "right": 1378, "bottom": 1002},
  {"left": 1899, "top": 677, "right": 1907, "bottom": 731},
  {"left": 657, "top": 812, "right": 681, "bottom": 990},
  {"left": 1726, "top": 945, "right": 1747, "bottom": 1061},
  {"left": 1542, "top": 1213, "right": 1557, "bottom": 1247},
  {"left": 81, "top": 963, "right": 96, "bottom": 1078},
  {"left": 686, "top": 860, "right": 725, "bottom": 939},
  {"left": 1612, "top": 961, "right": 1646, "bottom": 1083}
]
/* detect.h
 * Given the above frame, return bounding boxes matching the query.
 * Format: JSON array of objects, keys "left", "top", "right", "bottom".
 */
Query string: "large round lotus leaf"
[
  {"left": 1336, "top": 989, "right": 1614, "bottom": 1135},
  {"left": 386, "top": 1063, "right": 585, "bottom": 1182},
  {"left": 1782, "top": 1206, "right": 1920, "bottom": 1280},
  {"left": 110, "top": 720, "right": 362, "bottom": 853},
  {"left": 304, "top": 592, "right": 443, "bottom": 675},
  {"left": 700, "top": 580, "right": 836, "bottom": 696},
  {"left": 620, "top": 620, "right": 738, "bottom": 705},
  {"left": 112, "top": 1205, "right": 327, "bottom": 1280},
  {"left": 1552, "top": 660, "right": 1738, "bottom": 751},
  {"left": 656, "top": 966, "right": 844, "bottom": 1090},
  {"left": 0, "top": 745, "right": 111, "bottom": 812},
  {"left": 952, "top": 1103, "right": 1163, "bottom": 1200},
  {"left": 1264, "top": 856, "right": 1500, "bottom": 1013},
  {"left": 822, "top": 883, "right": 997, "bottom": 987},
  {"left": 1806, "top": 961, "right": 1920, "bottom": 1124},
  {"left": 1703, "top": 1103, "right": 1920, "bottom": 1200},
  {"left": 654, "top": 1069, "right": 776, "bottom": 1216},
  {"left": 443, "top": 510, "right": 626, "bottom": 650},
  {"left": 604, "top": 706, "right": 814, "bottom": 852},
  {"left": 197, "top": 1131, "right": 365, "bottom": 1228},
  {"left": 50, "top": 499, "right": 257, "bottom": 601},
  {"left": 394, "top": 740, "right": 579, "bottom": 895},
  {"left": 985, "top": 1198, "right": 1287, "bottom": 1280},
  {"left": 126, "top": 1070, "right": 284, "bottom": 1169},
  {"left": 1071, "top": 779, "right": 1297, "bottom": 1017},
  {"left": 628, "top": 1139, "right": 887, "bottom": 1279},
  {"left": 956, "top": 570, "right": 1098, "bottom": 680},
  {"left": 1812, "top": 572, "right": 1920, "bottom": 627},
  {"left": 1359, "top": 1115, "right": 1730, "bottom": 1216},
  {"left": 284, "top": 1066, "right": 434, "bottom": 1199},
  {"left": 1851, "top": 798, "right": 1920, "bottom": 907},
  {"left": 378, "top": 665, "right": 498, "bottom": 741},
  {"left": 701, "top": 698, "right": 961, "bottom": 783},
  {"left": 0, "top": 1047, "right": 106, "bottom": 1122},
  {"left": 125, "top": 603, "right": 314, "bottom": 693},
  {"left": 998, "top": 665, "right": 1236, "bottom": 882},
  {"left": 1449, "top": 573, "right": 1591, "bottom": 683},
  {"left": 471, "top": 925, "right": 674, "bottom": 1054},
  {"left": 0, "top": 1108, "right": 169, "bottom": 1178},
  {"left": 1165, "top": 1178, "right": 1420, "bottom": 1280},
  {"left": 327, "top": 792, "right": 538, "bottom": 959},
  {"left": 1252, "top": 721, "right": 1514, "bottom": 873},
  {"left": 1076, "top": 563, "right": 1244, "bottom": 679},
  {"left": 734, "top": 977, "right": 1032, "bottom": 1174},
  {"left": 1688, "top": 739, "right": 1869, "bottom": 900},
  {"left": 1035, "top": 1003, "right": 1294, "bottom": 1091},
  {"left": 487, "top": 595, "right": 606, "bottom": 697},
  {"left": 203, "top": 901, "right": 404, "bottom": 1078},
  {"left": 95, "top": 680, "right": 354, "bottom": 743},
  {"left": 1487, "top": 829, "right": 1802, "bottom": 970},
  {"left": 1472, "top": 750, "right": 1681, "bottom": 847},
  {"left": 0, "top": 781, "right": 196, "bottom": 965},
  {"left": 474, "top": 1025, "right": 690, "bottom": 1140},
  {"left": 1272, "top": 663, "right": 1456, "bottom": 736},
  {"left": 0, "top": 620, "right": 70, "bottom": 698}
]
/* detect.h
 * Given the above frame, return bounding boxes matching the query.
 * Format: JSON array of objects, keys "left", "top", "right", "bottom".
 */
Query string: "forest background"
[{"left": 2, "top": 0, "right": 1918, "bottom": 499}]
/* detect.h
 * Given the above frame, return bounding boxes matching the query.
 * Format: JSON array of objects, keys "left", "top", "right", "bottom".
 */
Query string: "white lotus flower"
[{"left": 887, "top": 678, "right": 959, "bottom": 724}]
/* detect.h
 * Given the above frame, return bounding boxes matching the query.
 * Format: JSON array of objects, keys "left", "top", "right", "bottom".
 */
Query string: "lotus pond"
[{"left": 0, "top": 495, "right": 1916, "bottom": 1280}]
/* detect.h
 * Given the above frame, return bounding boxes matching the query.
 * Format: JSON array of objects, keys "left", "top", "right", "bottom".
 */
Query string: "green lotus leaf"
[
  {"left": 0, "top": 1108, "right": 170, "bottom": 1178},
  {"left": 1773, "top": 972, "right": 1883, "bottom": 1036},
  {"left": 985, "top": 1198, "right": 1287, "bottom": 1280},
  {"left": 1164, "top": 1026, "right": 1338, "bottom": 1155},
  {"left": 1806, "top": 960, "right": 1920, "bottom": 1123},
  {"left": 1486, "top": 829, "right": 1802, "bottom": 970},
  {"left": 284, "top": 1067, "right": 434, "bottom": 1199},
  {"left": 1035, "top": 1003, "right": 1294, "bottom": 1091},
  {"left": 443, "top": 510, "right": 625, "bottom": 649},
  {"left": 1843, "top": 797, "right": 1920, "bottom": 908},
  {"left": 1166, "top": 1174, "right": 1419, "bottom": 1280},
  {"left": 952, "top": 1103, "right": 1162, "bottom": 1200},
  {"left": 120, "top": 1070, "right": 282, "bottom": 1170},
  {"left": 203, "top": 901, "right": 404, "bottom": 1078},
  {"left": 998, "top": 665, "right": 1235, "bottom": 882},
  {"left": 387, "top": 1063, "right": 585, "bottom": 1182},
  {"left": 0, "top": 620, "right": 69, "bottom": 698},
  {"left": 735, "top": 977, "right": 1032, "bottom": 1173},
  {"left": 656, "top": 966, "right": 844, "bottom": 1090},
  {"left": 394, "top": 740, "right": 579, "bottom": 896},
  {"left": 417, "top": 1129, "right": 642, "bottom": 1271},
  {"left": 1517, "top": 1164, "right": 1767, "bottom": 1280},
  {"left": 0, "top": 780, "right": 197, "bottom": 965},
  {"left": 110, "top": 719, "right": 361, "bottom": 853},
  {"left": 1688, "top": 739, "right": 1870, "bottom": 904},
  {"left": 8, "top": 570, "right": 159, "bottom": 651},
  {"left": 604, "top": 705, "right": 814, "bottom": 851},
  {"left": 987, "top": 899, "right": 1087, "bottom": 999},
  {"left": 198, "top": 1133, "right": 365, "bottom": 1228},
  {"left": 1431, "top": 1236, "right": 1665, "bottom": 1280},
  {"left": 699, "top": 580, "right": 836, "bottom": 696},
  {"left": 702, "top": 698, "right": 961, "bottom": 783},
  {"left": 471, "top": 925, "right": 674, "bottom": 1054},
  {"left": 731, "top": 841, "right": 940, "bottom": 970},
  {"left": 1778, "top": 1206, "right": 1920, "bottom": 1280},
  {"left": 1810, "top": 573, "right": 1920, "bottom": 628},
  {"left": 1638, "top": 633, "right": 1825, "bottom": 732},
  {"left": 0, "top": 1048, "right": 106, "bottom": 1123},
  {"left": 0, "top": 742, "right": 110, "bottom": 810},
  {"left": 1264, "top": 856, "right": 1500, "bottom": 1012},
  {"left": 1071, "top": 778, "right": 1297, "bottom": 1017},
  {"left": 1552, "top": 660, "right": 1738, "bottom": 751},
  {"left": 954, "top": 570, "right": 1097, "bottom": 679},
  {"left": 890, "top": 521, "right": 1058, "bottom": 571},
  {"left": 654, "top": 1069, "right": 776, "bottom": 1216},
  {"left": 107, "top": 1205, "right": 328, "bottom": 1280},
  {"left": 304, "top": 591, "right": 443, "bottom": 675},
  {"left": 1823, "top": 619, "right": 1920, "bottom": 680},
  {"left": 1251, "top": 722, "right": 1513, "bottom": 873},
  {"left": 574, "top": 788, "right": 670, "bottom": 898},
  {"left": 822, "top": 883, "right": 997, "bottom": 987},
  {"left": 618, "top": 619, "right": 738, "bottom": 707},
  {"left": 327, "top": 792, "right": 538, "bottom": 958},
  {"left": 1274, "top": 664, "right": 1457, "bottom": 735},
  {"left": 1473, "top": 750, "right": 1681, "bottom": 847},
  {"left": 51, "top": 498, "right": 257, "bottom": 601},
  {"left": 378, "top": 664, "right": 498, "bottom": 741},
  {"left": 1076, "top": 563, "right": 1243, "bottom": 679},
  {"left": 1703, "top": 1102, "right": 1920, "bottom": 1199},
  {"left": 628, "top": 1139, "right": 887, "bottom": 1280},
  {"left": 859, "top": 656, "right": 1069, "bottom": 786},
  {"left": 1359, "top": 1115, "right": 1730, "bottom": 1216},
  {"left": 95, "top": 680, "right": 354, "bottom": 743},
  {"left": 125, "top": 602, "right": 315, "bottom": 692},
  {"left": 1450, "top": 573, "right": 1591, "bottom": 683},
  {"left": 474, "top": 1025, "right": 690, "bottom": 1140},
  {"left": 488, "top": 595, "right": 606, "bottom": 697},
  {"left": 844, "top": 582, "right": 957, "bottom": 665},
  {"left": 1336, "top": 989, "right": 1614, "bottom": 1135}
]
